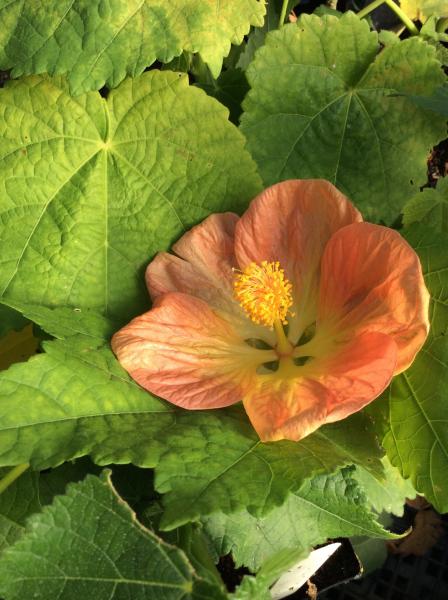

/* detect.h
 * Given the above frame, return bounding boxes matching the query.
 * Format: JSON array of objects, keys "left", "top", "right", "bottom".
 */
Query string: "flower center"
[{"left": 233, "top": 261, "right": 293, "bottom": 328}]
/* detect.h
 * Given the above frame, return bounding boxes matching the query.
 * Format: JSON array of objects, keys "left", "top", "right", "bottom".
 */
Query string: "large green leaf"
[
  {"left": 0, "top": 0, "right": 266, "bottom": 94},
  {"left": 240, "top": 12, "right": 446, "bottom": 222},
  {"left": 353, "top": 457, "right": 416, "bottom": 517},
  {"left": 202, "top": 468, "right": 397, "bottom": 572},
  {"left": 0, "top": 472, "right": 227, "bottom": 600},
  {"left": 0, "top": 299, "right": 115, "bottom": 343},
  {"left": 403, "top": 177, "right": 448, "bottom": 233},
  {"left": 155, "top": 410, "right": 384, "bottom": 530},
  {"left": 370, "top": 335, "right": 448, "bottom": 512},
  {"left": 407, "top": 83, "right": 448, "bottom": 117},
  {"left": 0, "top": 337, "right": 383, "bottom": 525},
  {"left": 0, "top": 72, "right": 261, "bottom": 322},
  {"left": 0, "top": 468, "right": 40, "bottom": 555},
  {"left": 0, "top": 338, "right": 174, "bottom": 469},
  {"left": 230, "top": 548, "right": 306, "bottom": 600},
  {"left": 403, "top": 225, "right": 448, "bottom": 337},
  {"left": 0, "top": 459, "right": 100, "bottom": 555},
  {"left": 367, "top": 224, "right": 448, "bottom": 511}
]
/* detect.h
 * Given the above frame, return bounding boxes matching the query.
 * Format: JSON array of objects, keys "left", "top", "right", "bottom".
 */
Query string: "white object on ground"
[{"left": 270, "top": 542, "right": 342, "bottom": 599}]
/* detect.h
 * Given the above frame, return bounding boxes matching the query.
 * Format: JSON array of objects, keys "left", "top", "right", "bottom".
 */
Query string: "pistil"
[{"left": 273, "top": 319, "right": 294, "bottom": 356}]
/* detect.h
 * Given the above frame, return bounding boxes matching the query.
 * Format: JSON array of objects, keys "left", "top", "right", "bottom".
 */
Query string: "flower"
[{"left": 112, "top": 180, "right": 429, "bottom": 442}]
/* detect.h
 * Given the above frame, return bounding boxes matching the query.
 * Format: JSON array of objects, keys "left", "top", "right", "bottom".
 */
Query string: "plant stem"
[
  {"left": 384, "top": 0, "right": 419, "bottom": 34},
  {"left": 358, "top": 0, "right": 419, "bottom": 35},
  {"left": 278, "top": 0, "right": 289, "bottom": 28},
  {"left": 357, "top": 0, "right": 384, "bottom": 19},
  {"left": 0, "top": 463, "right": 29, "bottom": 495}
]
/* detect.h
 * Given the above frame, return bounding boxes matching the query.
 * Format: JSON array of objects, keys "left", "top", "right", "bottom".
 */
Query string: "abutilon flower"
[{"left": 112, "top": 180, "right": 429, "bottom": 442}]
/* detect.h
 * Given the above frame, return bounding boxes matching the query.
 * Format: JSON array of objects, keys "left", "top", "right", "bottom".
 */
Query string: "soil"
[
  {"left": 217, "top": 554, "right": 251, "bottom": 592},
  {"left": 427, "top": 139, "right": 448, "bottom": 186}
]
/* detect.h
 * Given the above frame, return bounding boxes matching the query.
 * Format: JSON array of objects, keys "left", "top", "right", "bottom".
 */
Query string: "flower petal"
[
  {"left": 112, "top": 292, "right": 274, "bottom": 410},
  {"left": 146, "top": 212, "right": 238, "bottom": 304},
  {"left": 318, "top": 223, "right": 429, "bottom": 373},
  {"left": 234, "top": 179, "right": 362, "bottom": 341},
  {"left": 146, "top": 211, "right": 276, "bottom": 345},
  {"left": 243, "top": 331, "right": 396, "bottom": 442}
]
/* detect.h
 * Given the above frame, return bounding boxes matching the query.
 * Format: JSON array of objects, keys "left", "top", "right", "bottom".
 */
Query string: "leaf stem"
[
  {"left": 0, "top": 463, "right": 29, "bottom": 494},
  {"left": 358, "top": 0, "right": 419, "bottom": 35},
  {"left": 357, "top": 0, "right": 384, "bottom": 19},
  {"left": 278, "top": 0, "right": 289, "bottom": 28}
]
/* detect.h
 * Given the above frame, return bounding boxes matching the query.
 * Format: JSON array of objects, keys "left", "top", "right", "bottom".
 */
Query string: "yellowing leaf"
[
  {"left": 0, "top": 0, "right": 266, "bottom": 93},
  {"left": 401, "top": 0, "right": 448, "bottom": 20}
]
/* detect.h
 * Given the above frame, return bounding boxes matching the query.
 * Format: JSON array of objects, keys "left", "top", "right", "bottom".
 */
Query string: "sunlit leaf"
[
  {"left": 0, "top": 472, "right": 227, "bottom": 600},
  {"left": 0, "top": 72, "right": 261, "bottom": 323},
  {"left": 0, "top": 0, "right": 266, "bottom": 93},
  {"left": 240, "top": 12, "right": 446, "bottom": 221}
]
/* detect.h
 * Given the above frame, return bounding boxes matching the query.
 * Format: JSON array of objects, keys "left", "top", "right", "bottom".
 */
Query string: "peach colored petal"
[
  {"left": 112, "top": 292, "right": 275, "bottom": 410},
  {"left": 243, "top": 331, "right": 396, "bottom": 442},
  {"left": 234, "top": 180, "right": 362, "bottom": 342},
  {"left": 146, "top": 212, "right": 238, "bottom": 303},
  {"left": 146, "top": 212, "right": 276, "bottom": 346},
  {"left": 318, "top": 223, "right": 429, "bottom": 373}
]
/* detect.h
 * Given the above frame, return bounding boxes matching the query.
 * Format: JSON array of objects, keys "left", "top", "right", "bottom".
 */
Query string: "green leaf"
[
  {"left": 366, "top": 223, "right": 448, "bottom": 512},
  {"left": 420, "top": 16, "right": 448, "bottom": 44},
  {"left": 235, "top": 0, "right": 284, "bottom": 72},
  {"left": 0, "top": 72, "right": 261, "bottom": 322},
  {"left": 403, "top": 224, "right": 448, "bottom": 337},
  {"left": 0, "top": 458, "right": 100, "bottom": 555},
  {"left": 0, "top": 472, "right": 227, "bottom": 600},
  {"left": 155, "top": 409, "right": 384, "bottom": 530},
  {"left": 407, "top": 83, "right": 448, "bottom": 117},
  {"left": 353, "top": 457, "right": 416, "bottom": 516},
  {"left": 0, "top": 0, "right": 266, "bottom": 94},
  {"left": 351, "top": 533, "right": 388, "bottom": 575},
  {"left": 162, "top": 524, "right": 225, "bottom": 589},
  {"left": 0, "top": 304, "right": 27, "bottom": 338},
  {"left": 0, "top": 338, "right": 383, "bottom": 525},
  {"left": 369, "top": 335, "right": 448, "bottom": 512},
  {"left": 240, "top": 12, "right": 446, "bottom": 222},
  {"left": 0, "top": 299, "right": 116, "bottom": 343},
  {"left": 403, "top": 178, "right": 448, "bottom": 232},
  {"left": 197, "top": 68, "right": 249, "bottom": 125},
  {"left": 0, "top": 338, "right": 174, "bottom": 469},
  {"left": 202, "top": 468, "right": 397, "bottom": 572},
  {"left": 0, "top": 468, "right": 40, "bottom": 555},
  {"left": 401, "top": 0, "right": 448, "bottom": 19},
  {"left": 40, "top": 459, "right": 100, "bottom": 497},
  {"left": 230, "top": 548, "right": 306, "bottom": 600}
]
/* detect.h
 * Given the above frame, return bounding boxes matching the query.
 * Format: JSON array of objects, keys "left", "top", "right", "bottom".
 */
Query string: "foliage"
[
  {"left": 0, "top": 1, "right": 447, "bottom": 596},
  {"left": 0, "top": 472, "right": 227, "bottom": 600},
  {"left": 0, "top": 72, "right": 261, "bottom": 322},
  {"left": 202, "top": 467, "right": 399, "bottom": 572},
  {"left": 0, "top": 0, "right": 265, "bottom": 93},
  {"left": 240, "top": 12, "right": 446, "bottom": 222}
]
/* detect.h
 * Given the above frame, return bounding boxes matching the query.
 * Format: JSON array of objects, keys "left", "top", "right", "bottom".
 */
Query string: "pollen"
[{"left": 233, "top": 261, "right": 294, "bottom": 328}]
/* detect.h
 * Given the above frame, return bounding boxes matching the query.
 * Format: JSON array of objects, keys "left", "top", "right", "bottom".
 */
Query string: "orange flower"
[{"left": 112, "top": 180, "right": 429, "bottom": 442}]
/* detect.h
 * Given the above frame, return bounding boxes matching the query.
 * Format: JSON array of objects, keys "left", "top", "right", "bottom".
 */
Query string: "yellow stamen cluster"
[{"left": 233, "top": 261, "right": 293, "bottom": 328}]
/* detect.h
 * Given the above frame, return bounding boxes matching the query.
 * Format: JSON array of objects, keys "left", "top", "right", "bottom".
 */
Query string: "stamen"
[{"left": 233, "top": 260, "right": 294, "bottom": 328}]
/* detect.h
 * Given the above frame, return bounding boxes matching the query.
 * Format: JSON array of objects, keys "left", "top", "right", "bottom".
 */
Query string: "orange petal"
[
  {"left": 112, "top": 292, "right": 274, "bottom": 410},
  {"left": 234, "top": 180, "right": 362, "bottom": 341},
  {"left": 318, "top": 223, "right": 430, "bottom": 373},
  {"left": 243, "top": 331, "right": 397, "bottom": 442},
  {"left": 146, "top": 211, "right": 276, "bottom": 345},
  {"left": 146, "top": 212, "right": 238, "bottom": 303}
]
